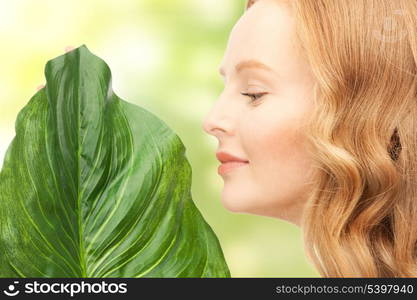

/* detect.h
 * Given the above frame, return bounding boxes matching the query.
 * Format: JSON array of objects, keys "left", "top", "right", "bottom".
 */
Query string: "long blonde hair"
[{"left": 246, "top": 0, "right": 417, "bottom": 277}]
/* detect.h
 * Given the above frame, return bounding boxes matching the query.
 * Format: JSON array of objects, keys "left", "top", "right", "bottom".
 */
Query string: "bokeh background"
[{"left": 0, "top": 0, "right": 318, "bottom": 277}]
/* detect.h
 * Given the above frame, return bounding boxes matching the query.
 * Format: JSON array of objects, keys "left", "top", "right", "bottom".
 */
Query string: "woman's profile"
[{"left": 202, "top": 0, "right": 417, "bottom": 277}]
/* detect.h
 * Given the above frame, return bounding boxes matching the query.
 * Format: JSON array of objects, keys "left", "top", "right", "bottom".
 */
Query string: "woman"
[{"left": 203, "top": 0, "right": 417, "bottom": 277}]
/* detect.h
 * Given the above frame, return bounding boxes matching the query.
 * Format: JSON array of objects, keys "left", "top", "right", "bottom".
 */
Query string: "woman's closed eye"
[{"left": 240, "top": 92, "right": 267, "bottom": 103}]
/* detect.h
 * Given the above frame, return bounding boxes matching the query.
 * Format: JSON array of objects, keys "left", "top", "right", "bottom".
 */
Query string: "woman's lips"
[{"left": 217, "top": 161, "right": 249, "bottom": 175}]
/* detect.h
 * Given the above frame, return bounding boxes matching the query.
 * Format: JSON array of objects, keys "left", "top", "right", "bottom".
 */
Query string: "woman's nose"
[
  {"left": 202, "top": 100, "right": 227, "bottom": 137},
  {"left": 202, "top": 89, "right": 237, "bottom": 138},
  {"left": 202, "top": 110, "right": 218, "bottom": 136}
]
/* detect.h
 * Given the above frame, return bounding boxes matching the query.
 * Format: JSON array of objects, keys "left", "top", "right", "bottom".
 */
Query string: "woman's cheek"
[{"left": 248, "top": 107, "right": 301, "bottom": 160}]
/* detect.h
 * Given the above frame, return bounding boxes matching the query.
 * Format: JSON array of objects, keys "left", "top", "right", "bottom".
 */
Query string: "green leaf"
[{"left": 0, "top": 45, "right": 230, "bottom": 278}]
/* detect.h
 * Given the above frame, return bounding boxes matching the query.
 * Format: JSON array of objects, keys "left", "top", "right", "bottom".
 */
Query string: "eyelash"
[{"left": 240, "top": 92, "right": 267, "bottom": 103}]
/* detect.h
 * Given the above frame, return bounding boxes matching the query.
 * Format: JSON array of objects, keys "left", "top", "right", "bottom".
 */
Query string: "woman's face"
[{"left": 202, "top": 0, "right": 315, "bottom": 226}]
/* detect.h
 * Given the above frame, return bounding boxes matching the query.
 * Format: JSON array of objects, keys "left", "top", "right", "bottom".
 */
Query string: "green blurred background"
[{"left": 0, "top": 0, "right": 318, "bottom": 277}]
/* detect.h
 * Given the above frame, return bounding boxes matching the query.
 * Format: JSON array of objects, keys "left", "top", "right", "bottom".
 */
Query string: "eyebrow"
[{"left": 218, "top": 59, "right": 276, "bottom": 77}]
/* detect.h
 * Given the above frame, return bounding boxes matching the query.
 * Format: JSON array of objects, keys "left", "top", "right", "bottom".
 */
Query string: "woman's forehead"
[{"left": 221, "top": 1, "right": 298, "bottom": 76}]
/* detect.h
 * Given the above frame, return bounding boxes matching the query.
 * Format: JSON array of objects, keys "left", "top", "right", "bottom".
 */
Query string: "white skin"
[{"left": 202, "top": 0, "right": 316, "bottom": 226}]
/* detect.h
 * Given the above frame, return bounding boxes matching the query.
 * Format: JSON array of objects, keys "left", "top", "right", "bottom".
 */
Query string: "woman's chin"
[
  {"left": 220, "top": 192, "right": 255, "bottom": 214},
  {"left": 221, "top": 198, "right": 243, "bottom": 213}
]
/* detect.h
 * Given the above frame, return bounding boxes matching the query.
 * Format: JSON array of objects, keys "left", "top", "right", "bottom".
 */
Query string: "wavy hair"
[{"left": 246, "top": 0, "right": 417, "bottom": 277}]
